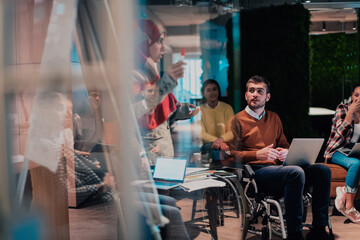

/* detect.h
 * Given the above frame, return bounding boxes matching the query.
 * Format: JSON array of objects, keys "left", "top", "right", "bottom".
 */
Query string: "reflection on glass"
[{"left": 8, "top": 0, "right": 358, "bottom": 240}]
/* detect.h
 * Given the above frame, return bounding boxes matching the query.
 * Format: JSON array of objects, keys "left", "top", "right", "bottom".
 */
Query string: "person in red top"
[
  {"left": 226, "top": 75, "right": 331, "bottom": 240},
  {"left": 134, "top": 19, "right": 199, "bottom": 166},
  {"left": 131, "top": 19, "right": 193, "bottom": 240}
]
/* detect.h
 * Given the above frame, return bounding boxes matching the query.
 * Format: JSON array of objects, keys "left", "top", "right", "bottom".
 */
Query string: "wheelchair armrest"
[{"left": 243, "top": 165, "right": 255, "bottom": 180}]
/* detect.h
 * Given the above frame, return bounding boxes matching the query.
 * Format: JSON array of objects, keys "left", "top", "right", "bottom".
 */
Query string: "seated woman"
[
  {"left": 73, "top": 88, "right": 107, "bottom": 176},
  {"left": 199, "top": 79, "right": 234, "bottom": 168},
  {"left": 71, "top": 88, "right": 113, "bottom": 205},
  {"left": 324, "top": 83, "right": 360, "bottom": 223}
]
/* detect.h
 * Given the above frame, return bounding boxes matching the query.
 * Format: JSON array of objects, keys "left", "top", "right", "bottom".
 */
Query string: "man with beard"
[{"left": 226, "top": 75, "right": 331, "bottom": 240}]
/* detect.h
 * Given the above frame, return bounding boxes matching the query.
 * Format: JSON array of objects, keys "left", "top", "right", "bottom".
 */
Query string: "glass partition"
[{"left": 1, "top": 1, "right": 359, "bottom": 240}]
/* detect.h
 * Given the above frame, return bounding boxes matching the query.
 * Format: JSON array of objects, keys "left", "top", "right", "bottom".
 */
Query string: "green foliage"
[
  {"left": 226, "top": 4, "right": 313, "bottom": 140},
  {"left": 310, "top": 33, "right": 359, "bottom": 110}
]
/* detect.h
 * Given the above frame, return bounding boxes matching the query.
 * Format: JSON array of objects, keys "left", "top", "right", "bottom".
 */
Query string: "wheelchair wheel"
[
  {"left": 238, "top": 185, "right": 250, "bottom": 240},
  {"left": 213, "top": 174, "right": 251, "bottom": 240}
]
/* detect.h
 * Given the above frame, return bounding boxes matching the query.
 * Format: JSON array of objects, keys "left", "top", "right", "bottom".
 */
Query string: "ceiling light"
[
  {"left": 353, "top": 22, "right": 357, "bottom": 31},
  {"left": 322, "top": 21, "right": 326, "bottom": 31}
]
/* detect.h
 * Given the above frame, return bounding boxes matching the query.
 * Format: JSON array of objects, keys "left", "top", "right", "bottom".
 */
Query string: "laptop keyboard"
[{"left": 155, "top": 181, "right": 178, "bottom": 187}]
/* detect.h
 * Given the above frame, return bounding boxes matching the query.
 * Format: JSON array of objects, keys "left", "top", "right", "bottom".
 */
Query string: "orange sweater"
[{"left": 226, "top": 109, "right": 289, "bottom": 165}]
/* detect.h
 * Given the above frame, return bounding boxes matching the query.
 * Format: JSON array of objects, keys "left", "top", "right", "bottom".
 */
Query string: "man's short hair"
[{"left": 246, "top": 75, "right": 270, "bottom": 93}]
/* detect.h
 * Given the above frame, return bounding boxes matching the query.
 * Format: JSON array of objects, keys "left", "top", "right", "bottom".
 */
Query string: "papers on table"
[
  {"left": 185, "top": 167, "right": 208, "bottom": 175},
  {"left": 181, "top": 167, "right": 227, "bottom": 192},
  {"left": 185, "top": 168, "right": 228, "bottom": 181},
  {"left": 180, "top": 179, "right": 226, "bottom": 192},
  {"left": 131, "top": 168, "right": 229, "bottom": 192},
  {"left": 185, "top": 171, "right": 214, "bottom": 182}
]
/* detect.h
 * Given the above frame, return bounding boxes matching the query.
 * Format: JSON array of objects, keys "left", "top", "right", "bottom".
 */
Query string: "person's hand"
[
  {"left": 347, "top": 98, "right": 360, "bottom": 123},
  {"left": 219, "top": 142, "right": 229, "bottom": 151},
  {"left": 167, "top": 61, "right": 186, "bottom": 82},
  {"left": 103, "top": 173, "right": 115, "bottom": 192},
  {"left": 353, "top": 99, "right": 360, "bottom": 123},
  {"left": 75, "top": 150, "right": 90, "bottom": 158},
  {"left": 256, "top": 144, "right": 281, "bottom": 161},
  {"left": 141, "top": 156, "right": 149, "bottom": 171},
  {"left": 150, "top": 145, "right": 160, "bottom": 154},
  {"left": 212, "top": 137, "right": 229, "bottom": 150},
  {"left": 93, "top": 160, "right": 101, "bottom": 168},
  {"left": 188, "top": 104, "right": 200, "bottom": 117},
  {"left": 212, "top": 137, "right": 223, "bottom": 149},
  {"left": 355, "top": 113, "right": 360, "bottom": 124},
  {"left": 275, "top": 147, "right": 288, "bottom": 162}
]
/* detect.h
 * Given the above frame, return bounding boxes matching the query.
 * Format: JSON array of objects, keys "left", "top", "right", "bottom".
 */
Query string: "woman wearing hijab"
[
  {"left": 134, "top": 19, "right": 199, "bottom": 166},
  {"left": 130, "top": 19, "right": 192, "bottom": 240}
]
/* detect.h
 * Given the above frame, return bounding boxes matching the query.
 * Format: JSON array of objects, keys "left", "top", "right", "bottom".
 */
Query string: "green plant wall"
[
  {"left": 226, "top": 4, "right": 313, "bottom": 140},
  {"left": 310, "top": 33, "right": 359, "bottom": 110}
]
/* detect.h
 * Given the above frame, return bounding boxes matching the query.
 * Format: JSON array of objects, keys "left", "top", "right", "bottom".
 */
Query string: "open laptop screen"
[
  {"left": 283, "top": 138, "right": 324, "bottom": 166},
  {"left": 153, "top": 157, "right": 187, "bottom": 182}
]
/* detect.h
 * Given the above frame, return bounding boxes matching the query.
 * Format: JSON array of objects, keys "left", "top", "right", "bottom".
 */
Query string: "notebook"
[
  {"left": 337, "top": 143, "right": 360, "bottom": 158},
  {"left": 153, "top": 157, "right": 187, "bottom": 190},
  {"left": 283, "top": 138, "right": 324, "bottom": 166}
]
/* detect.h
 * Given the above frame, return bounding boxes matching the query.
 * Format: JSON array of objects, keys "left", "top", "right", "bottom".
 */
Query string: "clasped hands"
[
  {"left": 212, "top": 137, "right": 229, "bottom": 151},
  {"left": 256, "top": 144, "right": 288, "bottom": 162}
]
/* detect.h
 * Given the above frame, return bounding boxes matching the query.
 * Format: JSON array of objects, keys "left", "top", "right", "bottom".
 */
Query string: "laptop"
[
  {"left": 153, "top": 157, "right": 188, "bottom": 190},
  {"left": 283, "top": 138, "right": 324, "bottom": 166},
  {"left": 337, "top": 143, "right": 360, "bottom": 158}
]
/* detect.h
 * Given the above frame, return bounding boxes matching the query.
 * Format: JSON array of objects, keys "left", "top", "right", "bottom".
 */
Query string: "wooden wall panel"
[
  {"left": 14, "top": 0, "right": 52, "bottom": 64},
  {"left": 30, "top": 161, "right": 69, "bottom": 240},
  {"left": 10, "top": 64, "right": 39, "bottom": 158},
  {"left": 12, "top": 1, "right": 71, "bottom": 239}
]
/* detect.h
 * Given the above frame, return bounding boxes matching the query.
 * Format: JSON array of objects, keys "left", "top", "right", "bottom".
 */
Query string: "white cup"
[{"left": 193, "top": 152, "right": 201, "bottom": 166}]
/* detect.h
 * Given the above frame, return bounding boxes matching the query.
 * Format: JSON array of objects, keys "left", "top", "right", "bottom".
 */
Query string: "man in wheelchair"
[{"left": 225, "top": 76, "right": 332, "bottom": 240}]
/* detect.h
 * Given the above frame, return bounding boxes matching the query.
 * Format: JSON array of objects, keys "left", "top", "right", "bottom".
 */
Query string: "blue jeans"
[
  {"left": 331, "top": 151, "right": 360, "bottom": 193},
  {"left": 252, "top": 164, "right": 331, "bottom": 233}
]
